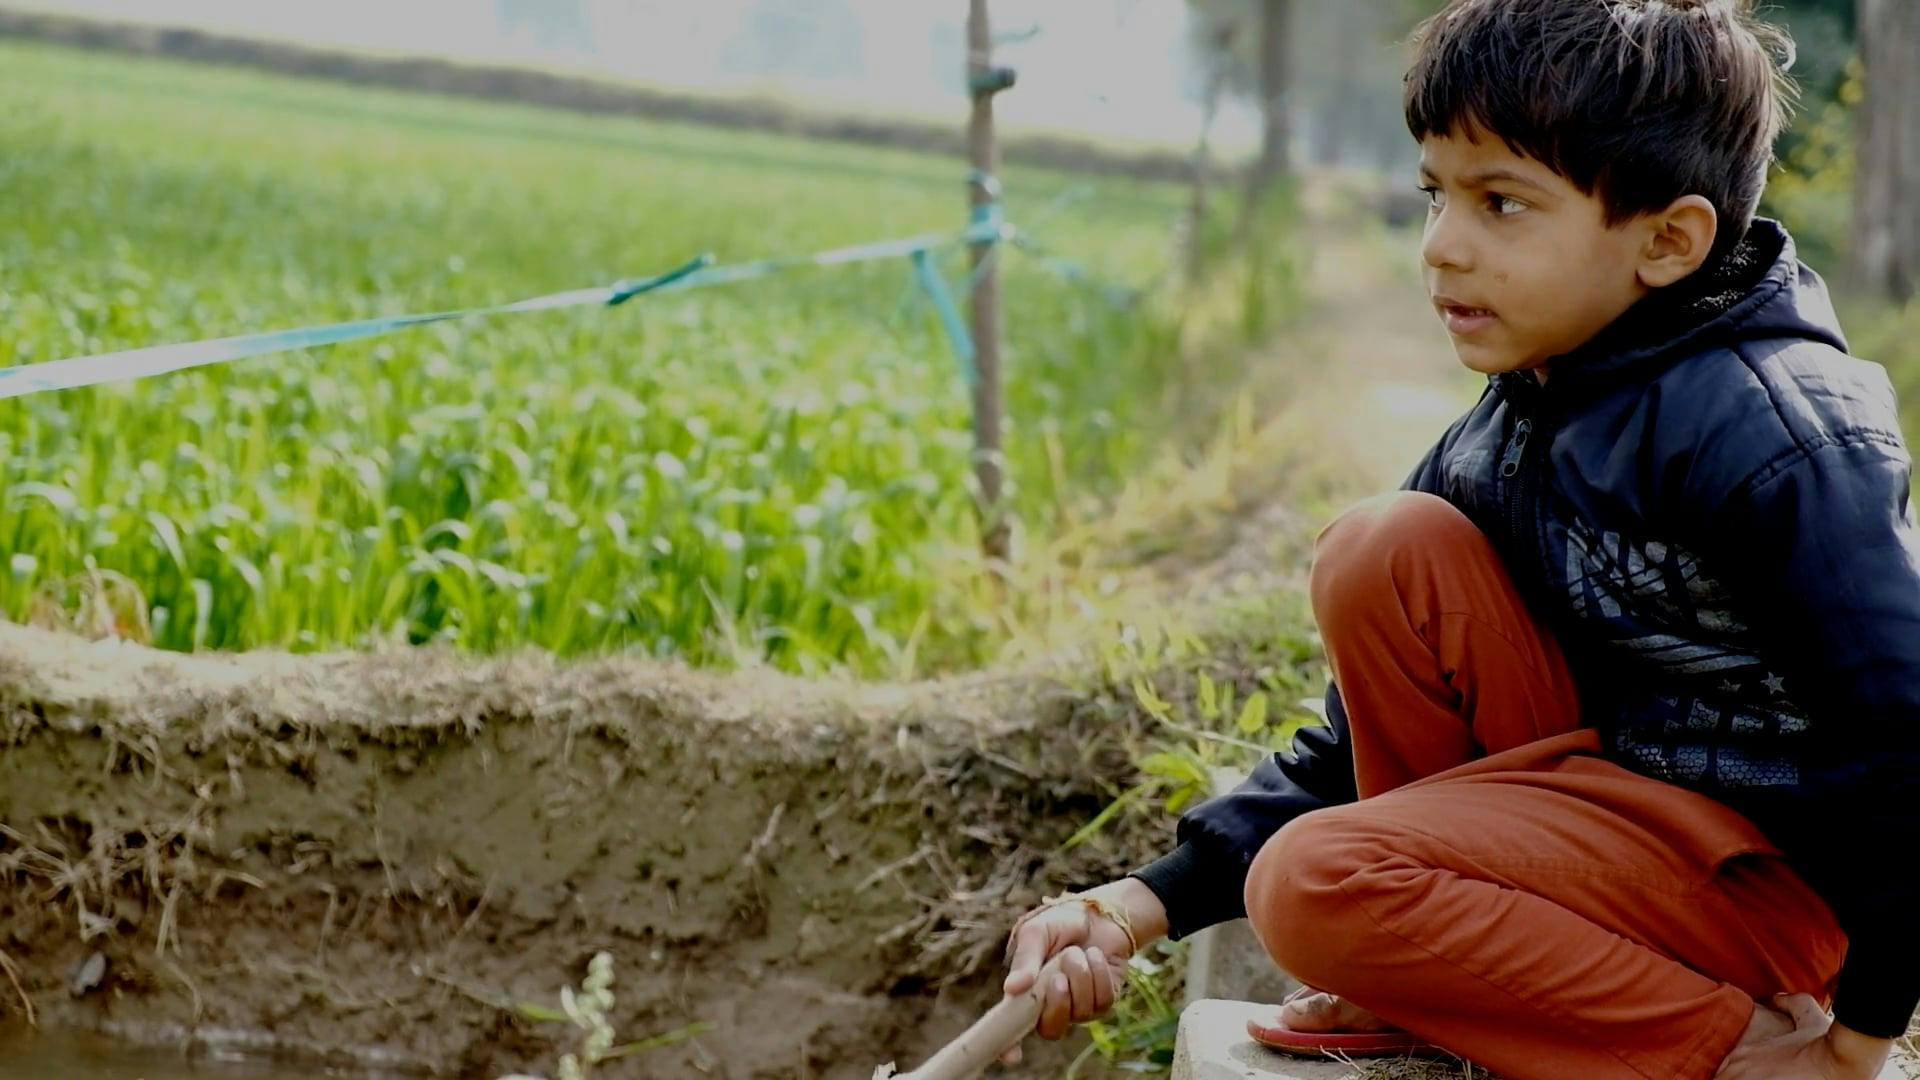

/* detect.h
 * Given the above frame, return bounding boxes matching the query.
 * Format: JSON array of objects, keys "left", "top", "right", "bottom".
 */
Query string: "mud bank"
[{"left": 0, "top": 620, "right": 1220, "bottom": 1077}]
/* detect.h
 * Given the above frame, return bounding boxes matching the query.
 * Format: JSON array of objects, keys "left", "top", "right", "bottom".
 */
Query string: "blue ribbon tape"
[
  {"left": 0, "top": 254, "right": 715, "bottom": 402},
  {"left": 910, "top": 249, "right": 978, "bottom": 389},
  {"left": 0, "top": 186, "right": 1147, "bottom": 404}
]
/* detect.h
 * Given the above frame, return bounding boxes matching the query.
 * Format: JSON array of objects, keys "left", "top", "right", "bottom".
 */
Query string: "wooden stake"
[{"left": 966, "top": 0, "right": 1013, "bottom": 568}]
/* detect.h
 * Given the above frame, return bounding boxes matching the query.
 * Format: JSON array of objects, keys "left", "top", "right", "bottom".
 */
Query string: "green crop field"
[{"left": 0, "top": 41, "right": 1283, "bottom": 675}]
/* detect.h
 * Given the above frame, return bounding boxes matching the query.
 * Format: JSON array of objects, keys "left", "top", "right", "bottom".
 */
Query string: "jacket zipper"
[{"left": 1500, "top": 415, "right": 1535, "bottom": 556}]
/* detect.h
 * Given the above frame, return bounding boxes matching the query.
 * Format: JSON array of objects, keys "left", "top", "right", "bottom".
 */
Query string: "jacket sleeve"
[
  {"left": 1128, "top": 412, "right": 1475, "bottom": 938},
  {"left": 1709, "top": 429, "right": 1920, "bottom": 1039},
  {"left": 1128, "top": 685, "right": 1358, "bottom": 939}
]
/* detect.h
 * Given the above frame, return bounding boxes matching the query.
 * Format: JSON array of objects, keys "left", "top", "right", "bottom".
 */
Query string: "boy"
[{"left": 998, "top": 1, "right": 1920, "bottom": 1077}]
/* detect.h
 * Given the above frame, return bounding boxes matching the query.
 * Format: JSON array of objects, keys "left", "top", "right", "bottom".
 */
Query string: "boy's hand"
[
  {"left": 997, "top": 878, "right": 1168, "bottom": 1066},
  {"left": 1714, "top": 994, "right": 1894, "bottom": 1080}
]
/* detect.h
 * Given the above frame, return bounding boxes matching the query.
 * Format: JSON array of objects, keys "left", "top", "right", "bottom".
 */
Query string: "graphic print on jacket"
[
  {"left": 1396, "top": 219, "right": 1860, "bottom": 797},
  {"left": 1558, "top": 516, "right": 1806, "bottom": 788}
]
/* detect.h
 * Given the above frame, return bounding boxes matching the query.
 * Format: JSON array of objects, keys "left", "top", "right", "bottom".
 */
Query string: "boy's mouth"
[{"left": 1434, "top": 296, "right": 1498, "bottom": 336}]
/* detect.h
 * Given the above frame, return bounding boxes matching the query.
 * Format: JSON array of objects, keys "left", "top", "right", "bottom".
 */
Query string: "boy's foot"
[
  {"left": 1247, "top": 988, "right": 1448, "bottom": 1059},
  {"left": 1268, "top": 989, "right": 1400, "bottom": 1035}
]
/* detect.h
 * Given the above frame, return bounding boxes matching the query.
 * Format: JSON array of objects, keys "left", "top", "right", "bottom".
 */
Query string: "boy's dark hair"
[{"left": 1405, "top": 0, "right": 1797, "bottom": 250}]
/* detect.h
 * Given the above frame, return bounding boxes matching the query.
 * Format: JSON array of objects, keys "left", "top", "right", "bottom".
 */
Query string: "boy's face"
[{"left": 1417, "top": 129, "right": 1654, "bottom": 378}]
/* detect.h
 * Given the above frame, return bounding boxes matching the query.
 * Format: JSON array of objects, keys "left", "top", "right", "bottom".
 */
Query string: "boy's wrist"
[{"left": 1090, "top": 877, "right": 1170, "bottom": 950}]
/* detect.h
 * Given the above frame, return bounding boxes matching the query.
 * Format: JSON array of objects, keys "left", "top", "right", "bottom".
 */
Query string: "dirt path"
[
  {"left": 1282, "top": 218, "right": 1479, "bottom": 492},
  {"left": 1141, "top": 210, "right": 1479, "bottom": 599}
]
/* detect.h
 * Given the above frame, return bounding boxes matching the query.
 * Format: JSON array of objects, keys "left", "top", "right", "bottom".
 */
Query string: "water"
[{"left": 0, "top": 1029, "right": 378, "bottom": 1079}]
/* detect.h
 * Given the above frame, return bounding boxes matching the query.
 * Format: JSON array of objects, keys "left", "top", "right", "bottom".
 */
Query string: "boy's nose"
[{"left": 1421, "top": 208, "right": 1474, "bottom": 273}]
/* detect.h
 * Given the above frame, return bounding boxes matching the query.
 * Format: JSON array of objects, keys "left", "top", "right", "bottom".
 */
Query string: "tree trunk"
[
  {"left": 1310, "top": 5, "right": 1366, "bottom": 167},
  {"left": 1850, "top": 0, "right": 1920, "bottom": 302},
  {"left": 1237, "top": 0, "right": 1293, "bottom": 240},
  {"left": 1251, "top": 0, "right": 1293, "bottom": 189},
  {"left": 1184, "top": 24, "right": 1235, "bottom": 284}
]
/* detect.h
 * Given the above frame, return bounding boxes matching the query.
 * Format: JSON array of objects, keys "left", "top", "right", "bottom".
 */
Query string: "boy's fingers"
[
  {"left": 1037, "top": 971, "right": 1072, "bottom": 1039},
  {"left": 1087, "top": 947, "right": 1115, "bottom": 1014},
  {"left": 999, "top": 1043, "right": 1023, "bottom": 1067},
  {"left": 1772, "top": 993, "right": 1827, "bottom": 1030},
  {"left": 1063, "top": 947, "right": 1094, "bottom": 1022},
  {"left": 1003, "top": 924, "right": 1052, "bottom": 995}
]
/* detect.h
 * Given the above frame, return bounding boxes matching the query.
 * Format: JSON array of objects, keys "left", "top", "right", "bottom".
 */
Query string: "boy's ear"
[{"left": 1636, "top": 195, "right": 1719, "bottom": 289}]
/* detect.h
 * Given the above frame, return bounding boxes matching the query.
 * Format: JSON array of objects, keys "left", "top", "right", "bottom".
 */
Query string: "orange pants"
[{"left": 1244, "top": 492, "right": 1846, "bottom": 1080}]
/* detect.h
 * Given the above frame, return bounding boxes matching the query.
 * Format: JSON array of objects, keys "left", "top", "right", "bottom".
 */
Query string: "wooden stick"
[
  {"left": 874, "top": 953, "right": 1068, "bottom": 1080},
  {"left": 965, "top": 0, "right": 1011, "bottom": 569}
]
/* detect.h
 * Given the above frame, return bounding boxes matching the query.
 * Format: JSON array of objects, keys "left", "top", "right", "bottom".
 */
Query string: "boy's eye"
[
  {"left": 1488, "top": 193, "right": 1526, "bottom": 216},
  {"left": 1417, "top": 184, "right": 1443, "bottom": 211}
]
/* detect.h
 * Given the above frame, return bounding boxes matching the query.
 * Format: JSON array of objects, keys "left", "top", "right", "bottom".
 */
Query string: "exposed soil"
[{"left": 0, "top": 619, "right": 1207, "bottom": 1077}]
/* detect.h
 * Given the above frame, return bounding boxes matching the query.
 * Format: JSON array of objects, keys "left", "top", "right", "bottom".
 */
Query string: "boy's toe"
[{"left": 1263, "top": 992, "right": 1399, "bottom": 1035}]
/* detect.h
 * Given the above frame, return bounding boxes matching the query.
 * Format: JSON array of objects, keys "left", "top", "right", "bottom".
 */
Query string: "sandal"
[
  {"left": 1247, "top": 1015, "right": 1450, "bottom": 1059},
  {"left": 1251, "top": 991, "right": 1443, "bottom": 1060}
]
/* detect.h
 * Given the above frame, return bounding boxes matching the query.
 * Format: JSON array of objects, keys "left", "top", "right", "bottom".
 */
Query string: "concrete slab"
[
  {"left": 1172, "top": 1000, "right": 1361, "bottom": 1080},
  {"left": 1182, "top": 917, "right": 1300, "bottom": 1007},
  {"left": 1183, "top": 770, "right": 1301, "bottom": 1009},
  {"left": 1173, "top": 999, "right": 1920, "bottom": 1080}
]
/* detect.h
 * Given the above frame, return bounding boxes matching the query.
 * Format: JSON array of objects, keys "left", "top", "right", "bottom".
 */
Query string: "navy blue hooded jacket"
[{"left": 1133, "top": 220, "right": 1920, "bottom": 1039}]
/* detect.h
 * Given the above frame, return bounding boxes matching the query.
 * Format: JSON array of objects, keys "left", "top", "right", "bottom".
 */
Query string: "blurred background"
[
  {"left": 0, "top": 0, "right": 1902, "bottom": 673},
  {"left": 0, "top": 2, "right": 1912, "bottom": 1078}
]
